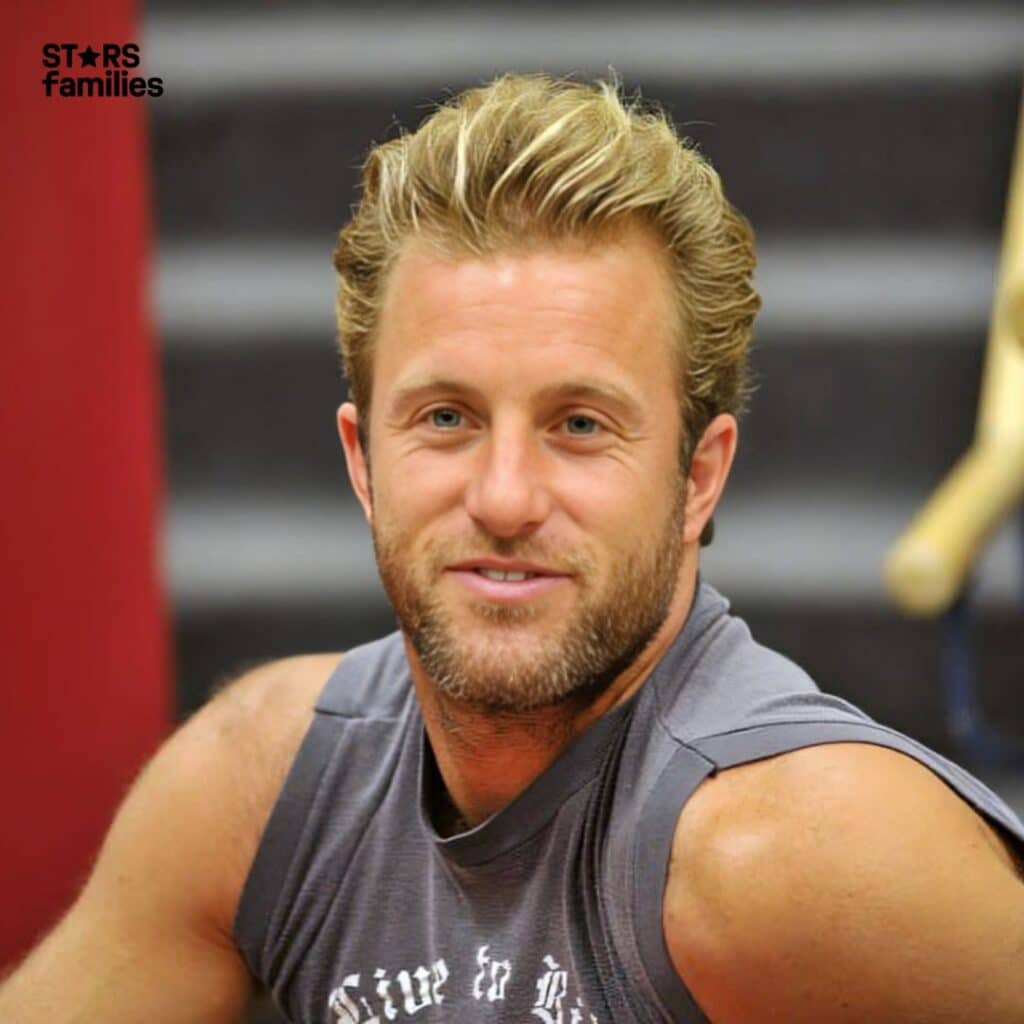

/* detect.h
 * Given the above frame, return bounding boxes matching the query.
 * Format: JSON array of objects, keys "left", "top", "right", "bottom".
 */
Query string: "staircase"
[{"left": 145, "top": 4, "right": 1024, "bottom": 780}]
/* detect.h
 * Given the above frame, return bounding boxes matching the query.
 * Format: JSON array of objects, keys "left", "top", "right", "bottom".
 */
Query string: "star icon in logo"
[{"left": 79, "top": 45, "right": 100, "bottom": 67}]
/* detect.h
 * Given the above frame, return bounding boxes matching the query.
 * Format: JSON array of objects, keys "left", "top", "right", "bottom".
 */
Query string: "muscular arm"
[
  {"left": 664, "top": 742, "right": 1024, "bottom": 1023},
  {"left": 0, "top": 654, "right": 339, "bottom": 1023}
]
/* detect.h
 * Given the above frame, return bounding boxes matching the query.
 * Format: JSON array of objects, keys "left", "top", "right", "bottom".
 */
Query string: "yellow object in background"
[{"left": 886, "top": 88, "right": 1024, "bottom": 616}]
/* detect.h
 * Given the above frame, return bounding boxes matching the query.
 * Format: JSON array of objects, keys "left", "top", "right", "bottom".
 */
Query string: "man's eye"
[
  {"left": 565, "top": 414, "right": 599, "bottom": 436},
  {"left": 429, "top": 408, "right": 463, "bottom": 429}
]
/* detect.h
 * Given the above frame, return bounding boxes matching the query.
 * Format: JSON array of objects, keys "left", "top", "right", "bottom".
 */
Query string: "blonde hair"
[{"left": 333, "top": 73, "right": 760, "bottom": 514}]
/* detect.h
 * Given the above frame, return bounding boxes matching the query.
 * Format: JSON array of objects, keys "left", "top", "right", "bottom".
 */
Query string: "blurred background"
[
  {"left": 4, "top": 0, "right": 1024, "bottom": 1013},
  {"left": 150, "top": 1, "right": 1024, "bottom": 761}
]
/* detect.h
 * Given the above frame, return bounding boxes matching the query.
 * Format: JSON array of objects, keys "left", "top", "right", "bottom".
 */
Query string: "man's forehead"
[{"left": 377, "top": 226, "right": 679, "bottom": 345}]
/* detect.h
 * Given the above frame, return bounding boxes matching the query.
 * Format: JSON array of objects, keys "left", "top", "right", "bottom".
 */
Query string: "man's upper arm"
[
  {"left": 664, "top": 742, "right": 1024, "bottom": 1024},
  {"left": 0, "top": 653, "right": 339, "bottom": 1024}
]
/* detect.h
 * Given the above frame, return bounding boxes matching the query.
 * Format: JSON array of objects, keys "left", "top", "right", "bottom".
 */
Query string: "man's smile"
[{"left": 445, "top": 557, "right": 571, "bottom": 604}]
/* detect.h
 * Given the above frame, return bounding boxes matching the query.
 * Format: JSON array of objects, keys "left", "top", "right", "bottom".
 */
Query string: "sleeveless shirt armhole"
[
  {"left": 233, "top": 713, "right": 340, "bottom": 981},
  {"left": 631, "top": 743, "right": 716, "bottom": 1023},
  {"left": 690, "top": 720, "right": 1024, "bottom": 856},
  {"left": 629, "top": 721, "right": 1024, "bottom": 1023}
]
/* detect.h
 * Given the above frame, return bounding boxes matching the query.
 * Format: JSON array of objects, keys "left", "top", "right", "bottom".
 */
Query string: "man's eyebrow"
[
  {"left": 533, "top": 380, "right": 643, "bottom": 414},
  {"left": 388, "top": 377, "right": 643, "bottom": 417},
  {"left": 388, "top": 377, "right": 483, "bottom": 415}
]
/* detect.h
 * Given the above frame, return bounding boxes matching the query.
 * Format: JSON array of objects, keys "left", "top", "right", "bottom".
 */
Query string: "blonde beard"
[{"left": 370, "top": 481, "right": 686, "bottom": 713}]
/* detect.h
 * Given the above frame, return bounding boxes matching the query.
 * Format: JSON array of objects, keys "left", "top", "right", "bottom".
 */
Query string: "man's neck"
[{"left": 408, "top": 562, "right": 698, "bottom": 829}]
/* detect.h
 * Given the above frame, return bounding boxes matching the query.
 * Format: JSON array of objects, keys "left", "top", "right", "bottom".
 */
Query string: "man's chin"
[
  {"left": 432, "top": 626, "right": 656, "bottom": 715},
  {"left": 442, "top": 631, "right": 557, "bottom": 675},
  {"left": 430, "top": 668, "right": 589, "bottom": 716},
  {"left": 412, "top": 630, "right": 583, "bottom": 710}
]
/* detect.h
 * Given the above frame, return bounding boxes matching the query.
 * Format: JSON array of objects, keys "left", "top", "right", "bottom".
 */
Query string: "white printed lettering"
[
  {"left": 328, "top": 973, "right": 363, "bottom": 1023},
  {"left": 373, "top": 968, "right": 399, "bottom": 1021},
  {"left": 488, "top": 956, "right": 512, "bottom": 1001},
  {"left": 397, "top": 965, "right": 433, "bottom": 1014},
  {"left": 328, "top": 949, "right": 603, "bottom": 1021},
  {"left": 472, "top": 944, "right": 512, "bottom": 1003},
  {"left": 532, "top": 954, "right": 569, "bottom": 1023},
  {"left": 430, "top": 958, "right": 449, "bottom": 1005},
  {"left": 472, "top": 945, "right": 491, "bottom": 1000}
]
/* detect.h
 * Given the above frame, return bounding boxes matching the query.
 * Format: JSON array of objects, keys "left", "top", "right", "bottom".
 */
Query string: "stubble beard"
[{"left": 371, "top": 481, "right": 686, "bottom": 715}]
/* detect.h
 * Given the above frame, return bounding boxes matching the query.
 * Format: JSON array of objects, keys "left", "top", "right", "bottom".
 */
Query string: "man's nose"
[{"left": 463, "top": 423, "right": 552, "bottom": 539}]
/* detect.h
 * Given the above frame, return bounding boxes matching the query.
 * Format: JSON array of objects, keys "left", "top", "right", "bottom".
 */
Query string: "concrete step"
[
  {"left": 157, "top": 235, "right": 999, "bottom": 493},
  {"left": 156, "top": 235, "right": 998, "bottom": 343},
  {"left": 145, "top": 10, "right": 1022, "bottom": 238},
  {"left": 159, "top": 331, "right": 991, "bottom": 497},
  {"left": 144, "top": 8, "right": 1024, "bottom": 95},
  {"left": 164, "top": 488, "right": 1022, "bottom": 614},
  {"left": 167, "top": 491, "right": 1024, "bottom": 768},
  {"left": 148, "top": 78, "right": 1021, "bottom": 240},
  {"left": 148, "top": 0, "right": 1024, "bottom": 16}
]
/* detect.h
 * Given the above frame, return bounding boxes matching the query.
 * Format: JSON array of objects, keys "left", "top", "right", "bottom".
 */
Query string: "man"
[{"left": 2, "top": 74, "right": 1023, "bottom": 1023}]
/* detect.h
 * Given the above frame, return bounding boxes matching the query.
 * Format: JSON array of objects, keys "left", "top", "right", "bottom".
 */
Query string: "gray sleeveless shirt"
[{"left": 234, "top": 581, "right": 1024, "bottom": 1023}]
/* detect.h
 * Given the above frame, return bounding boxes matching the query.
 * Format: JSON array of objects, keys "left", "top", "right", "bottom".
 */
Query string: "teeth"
[{"left": 476, "top": 568, "right": 536, "bottom": 582}]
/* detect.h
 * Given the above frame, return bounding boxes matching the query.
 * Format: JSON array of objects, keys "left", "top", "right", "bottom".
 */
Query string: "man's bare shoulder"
[
  {"left": 0, "top": 653, "right": 342, "bottom": 1022},
  {"left": 192, "top": 653, "right": 342, "bottom": 883},
  {"left": 201, "top": 653, "right": 341, "bottom": 782},
  {"left": 663, "top": 742, "right": 1024, "bottom": 1023},
  {"left": 103, "top": 651, "right": 343, "bottom": 931}
]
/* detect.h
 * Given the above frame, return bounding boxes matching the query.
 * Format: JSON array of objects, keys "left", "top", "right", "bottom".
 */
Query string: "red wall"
[{"left": 0, "top": 0, "right": 170, "bottom": 968}]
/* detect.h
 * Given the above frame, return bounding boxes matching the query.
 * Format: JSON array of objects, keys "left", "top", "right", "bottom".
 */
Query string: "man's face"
[{"left": 347, "top": 228, "right": 689, "bottom": 712}]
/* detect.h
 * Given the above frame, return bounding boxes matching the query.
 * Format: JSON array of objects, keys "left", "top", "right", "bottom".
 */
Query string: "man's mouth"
[
  {"left": 449, "top": 557, "right": 566, "bottom": 578},
  {"left": 445, "top": 559, "right": 570, "bottom": 602},
  {"left": 473, "top": 568, "right": 541, "bottom": 582}
]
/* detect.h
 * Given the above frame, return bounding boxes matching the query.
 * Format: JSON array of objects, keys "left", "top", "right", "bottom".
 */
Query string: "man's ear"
[
  {"left": 337, "top": 402, "right": 373, "bottom": 525},
  {"left": 683, "top": 413, "right": 738, "bottom": 546}
]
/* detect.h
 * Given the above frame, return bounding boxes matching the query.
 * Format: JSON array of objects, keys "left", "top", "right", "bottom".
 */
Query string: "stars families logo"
[{"left": 41, "top": 43, "right": 164, "bottom": 98}]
